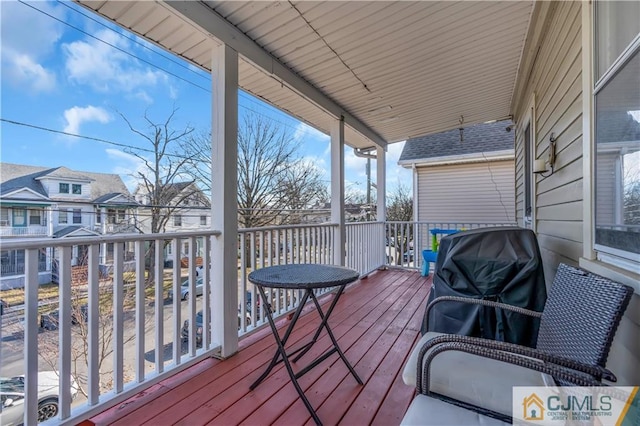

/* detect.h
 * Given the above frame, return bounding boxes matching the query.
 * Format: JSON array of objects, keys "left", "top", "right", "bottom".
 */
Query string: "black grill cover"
[{"left": 423, "top": 227, "right": 547, "bottom": 347}]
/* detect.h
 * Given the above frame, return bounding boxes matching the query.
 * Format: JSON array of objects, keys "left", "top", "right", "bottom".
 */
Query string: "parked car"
[
  {"left": 40, "top": 305, "right": 88, "bottom": 331},
  {"left": 182, "top": 308, "right": 252, "bottom": 345},
  {"left": 168, "top": 277, "right": 204, "bottom": 300},
  {"left": 0, "top": 371, "right": 78, "bottom": 425}
]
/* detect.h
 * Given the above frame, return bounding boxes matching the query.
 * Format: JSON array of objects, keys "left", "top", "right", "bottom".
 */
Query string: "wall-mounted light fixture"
[{"left": 534, "top": 133, "right": 557, "bottom": 178}]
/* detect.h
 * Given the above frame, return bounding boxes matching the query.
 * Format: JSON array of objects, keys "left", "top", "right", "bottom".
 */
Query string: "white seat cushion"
[
  {"left": 402, "top": 332, "right": 553, "bottom": 416},
  {"left": 401, "top": 394, "right": 510, "bottom": 426}
]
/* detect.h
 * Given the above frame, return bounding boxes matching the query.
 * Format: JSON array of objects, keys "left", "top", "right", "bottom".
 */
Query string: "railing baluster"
[
  {"left": 134, "top": 240, "right": 145, "bottom": 383},
  {"left": 59, "top": 246, "right": 73, "bottom": 416},
  {"left": 202, "top": 236, "right": 211, "bottom": 348},
  {"left": 113, "top": 243, "right": 124, "bottom": 393},
  {"left": 154, "top": 239, "right": 164, "bottom": 374},
  {"left": 172, "top": 238, "right": 181, "bottom": 366},
  {"left": 188, "top": 236, "right": 197, "bottom": 357},
  {"left": 88, "top": 244, "right": 100, "bottom": 404},
  {"left": 24, "top": 248, "right": 39, "bottom": 426}
]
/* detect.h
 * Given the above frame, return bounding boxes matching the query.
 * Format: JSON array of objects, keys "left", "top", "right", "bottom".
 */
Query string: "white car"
[{"left": 0, "top": 371, "right": 78, "bottom": 425}]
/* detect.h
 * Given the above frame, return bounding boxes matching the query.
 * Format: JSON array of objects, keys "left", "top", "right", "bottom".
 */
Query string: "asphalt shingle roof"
[
  {"left": 0, "top": 162, "right": 132, "bottom": 203},
  {"left": 399, "top": 120, "right": 514, "bottom": 162}
]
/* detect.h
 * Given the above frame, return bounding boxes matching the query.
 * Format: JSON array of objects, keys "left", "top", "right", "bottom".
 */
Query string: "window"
[
  {"left": 59, "top": 183, "right": 69, "bottom": 194},
  {"left": 0, "top": 208, "right": 8, "bottom": 226},
  {"left": 29, "top": 209, "right": 41, "bottom": 225},
  {"left": 594, "top": 2, "right": 640, "bottom": 261},
  {"left": 72, "top": 184, "right": 82, "bottom": 194},
  {"left": 73, "top": 209, "right": 82, "bottom": 224},
  {"left": 117, "top": 210, "right": 126, "bottom": 221},
  {"left": 96, "top": 210, "right": 101, "bottom": 224},
  {"left": 200, "top": 215, "right": 207, "bottom": 226},
  {"left": 524, "top": 123, "right": 532, "bottom": 227},
  {"left": 58, "top": 209, "right": 68, "bottom": 224},
  {"left": 174, "top": 214, "right": 182, "bottom": 227}
]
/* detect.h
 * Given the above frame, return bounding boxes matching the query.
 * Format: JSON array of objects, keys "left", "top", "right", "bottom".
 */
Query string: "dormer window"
[
  {"left": 59, "top": 183, "right": 69, "bottom": 194},
  {"left": 72, "top": 184, "right": 81, "bottom": 194}
]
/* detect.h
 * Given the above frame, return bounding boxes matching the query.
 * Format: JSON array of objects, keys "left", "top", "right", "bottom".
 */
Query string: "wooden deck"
[{"left": 88, "top": 269, "right": 431, "bottom": 426}]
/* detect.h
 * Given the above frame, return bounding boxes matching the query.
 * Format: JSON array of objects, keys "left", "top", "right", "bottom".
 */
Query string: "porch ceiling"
[{"left": 76, "top": 1, "right": 533, "bottom": 149}]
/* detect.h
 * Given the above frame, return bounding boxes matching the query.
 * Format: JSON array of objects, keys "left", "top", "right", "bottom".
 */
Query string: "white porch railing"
[
  {"left": 237, "top": 223, "right": 338, "bottom": 334},
  {"left": 0, "top": 221, "right": 517, "bottom": 425},
  {"left": 0, "top": 226, "right": 48, "bottom": 237},
  {"left": 384, "top": 221, "right": 517, "bottom": 271}
]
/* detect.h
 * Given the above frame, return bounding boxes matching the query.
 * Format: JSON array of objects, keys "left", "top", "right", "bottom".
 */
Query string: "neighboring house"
[
  {"left": 134, "top": 181, "right": 211, "bottom": 263},
  {"left": 0, "top": 163, "right": 138, "bottom": 288},
  {"left": 399, "top": 120, "right": 516, "bottom": 224}
]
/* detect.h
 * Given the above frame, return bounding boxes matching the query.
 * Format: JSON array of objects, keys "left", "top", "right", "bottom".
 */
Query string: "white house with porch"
[
  {"left": 1, "top": 2, "right": 638, "bottom": 424},
  {"left": 0, "top": 163, "right": 138, "bottom": 288}
]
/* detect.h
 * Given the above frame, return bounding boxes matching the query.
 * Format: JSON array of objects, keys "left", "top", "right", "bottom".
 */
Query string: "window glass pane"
[
  {"left": 59, "top": 183, "right": 69, "bottom": 193},
  {"left": 29, "top": 210, "right": 41, "bottom": 225},
  {"left": 72, "top": 184, "right": 81, "bottom": 194},
  {"left": 595, "top": 50, "right": 640, "bottom": 256},
  {"left": 174, "top": 215, "right": 182, "bottom": 227},
  {"left": 200, "top": 215, "right": 207, "bottom": 226},
  {"left": 73, "top": 209, "right": 82, "bottom": 224},
  {"left": 596, "top": 1, "right": 640, "bottom": 79},
  {"left": 59, "top": 209, "right": 68, "bottom": 224}
]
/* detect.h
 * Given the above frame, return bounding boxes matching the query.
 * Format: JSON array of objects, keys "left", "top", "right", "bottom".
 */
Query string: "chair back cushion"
[{"left": 537, "top": 264, "right": 633, "bottom": 367}]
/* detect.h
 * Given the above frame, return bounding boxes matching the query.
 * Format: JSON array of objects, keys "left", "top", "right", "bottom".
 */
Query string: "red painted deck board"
[{"left": 87, "top": 269, "right": 431, "bottom": 426}]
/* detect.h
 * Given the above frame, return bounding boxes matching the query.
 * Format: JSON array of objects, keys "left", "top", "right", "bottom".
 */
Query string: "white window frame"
[
  {"left": 59, "top": 209, "right": 68, "bottom": 224},
  {"left": 522, "top": 94, "right": 537, "bottom": 230},
  {"left": 72, "top": 209, "right": 82, "bottom": 224},
  {"left": 586, "top": 2, "right": 640, "bottom": 271}
]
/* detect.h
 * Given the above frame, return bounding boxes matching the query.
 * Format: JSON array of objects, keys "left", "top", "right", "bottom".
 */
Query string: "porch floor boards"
[{"left": 88, "top": 269, "right": 431, "bottom": 426}]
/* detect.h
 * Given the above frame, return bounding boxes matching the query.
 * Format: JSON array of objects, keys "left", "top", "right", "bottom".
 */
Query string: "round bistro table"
[{"left": 248, "top": 263, "right": 363, "bottom": 426}]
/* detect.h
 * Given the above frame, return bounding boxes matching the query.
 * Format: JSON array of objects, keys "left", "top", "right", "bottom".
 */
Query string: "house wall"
[
  {"left": 512, "top": 1, "right": 639, "bottom": 385},
  {"left": 416, "top": 160, "right": 515, "bottom": 223}
]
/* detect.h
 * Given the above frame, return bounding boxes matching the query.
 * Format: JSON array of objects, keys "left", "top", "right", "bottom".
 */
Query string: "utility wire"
[
  {"left": 0, "top": 118, "right": 194, "bottom": 160},
  {"left": 16, "top": 1, "right": 328, "bottom": 139},
  {"left": 17, "top": 0, "right": 210, "bottom": 93}
]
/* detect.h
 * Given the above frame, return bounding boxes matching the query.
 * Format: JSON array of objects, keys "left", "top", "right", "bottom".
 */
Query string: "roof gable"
[
  {"left": 1, "top": 163, "right": 132, "bottom": 201},
  {"left": 399, "top": 120, "right": 514, "bottom": 164}
]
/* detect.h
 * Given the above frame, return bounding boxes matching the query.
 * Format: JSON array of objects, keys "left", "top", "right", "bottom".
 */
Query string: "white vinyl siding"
[
  {"left": 416, "top": 160, "right": 515, "bottom": 223},
  {"left": 513, "top": 1, "right": 640, "bottom": 386},
  {"left": 514, "top": 1, "right": 584, "bottom": 271}
]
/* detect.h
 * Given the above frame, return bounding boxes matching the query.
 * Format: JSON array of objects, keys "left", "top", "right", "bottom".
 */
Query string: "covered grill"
[{"left": 423, "top": 227, "right": 547, "bottom": 347}]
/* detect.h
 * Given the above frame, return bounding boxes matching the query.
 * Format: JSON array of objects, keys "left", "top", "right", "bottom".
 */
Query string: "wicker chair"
[{"left": 401, "top": 263, "right": 634, "bottom": 424}]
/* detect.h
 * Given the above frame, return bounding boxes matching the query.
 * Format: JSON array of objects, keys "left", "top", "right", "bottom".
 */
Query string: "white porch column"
[
  {"left": 376, "top": 147, "right": 386, "bottom": 222},
  {"left": 331, "top": 116, "right": 346, "bottom": 266},
  {"left": 101, "top": 207, "right": 107, "bottom": 264},
  {"left": 211, "top": 43, "right": 239, "bottom": 357},
  {"left": 47, "top": 206, "right": 54, "bottom": 237}
]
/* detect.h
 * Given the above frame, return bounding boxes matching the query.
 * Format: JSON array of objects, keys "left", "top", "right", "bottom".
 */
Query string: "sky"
[{"left": 0, "top": 0, "right": 411, "bottom": 199}]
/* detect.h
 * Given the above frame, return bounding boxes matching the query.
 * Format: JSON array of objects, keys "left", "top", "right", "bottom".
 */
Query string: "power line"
[
  {"left": 17, "top": 0, "right": 210, "bottom": 93},
  {"left": 56, "top": 0, "right": 210, "bottom": 83},
  {"left": 0, "top": 118, "right": 194, "bottom": 161},
  {"left": 18, "top": 1, "right": 324, "bottom": 139}
]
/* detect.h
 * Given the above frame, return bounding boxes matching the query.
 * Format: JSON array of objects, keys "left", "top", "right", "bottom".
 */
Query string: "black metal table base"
[{"left": 249, "top": 284, "right": 363, "bottom": 426}]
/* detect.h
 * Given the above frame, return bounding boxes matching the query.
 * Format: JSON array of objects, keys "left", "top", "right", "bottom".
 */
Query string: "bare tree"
[
  {"left": 183, "top": 112, "right": 330, "bottom": 228},
  {"left": 387, "top": 182, "right": 413, "bottom": 222},
  {"left": 277, "top": 159, "right": 328, "bottom": 224},
  {"left": 35, "top": 284, "right": 145, "bottom": 398},
  {"left": 121, "top": 109, "right": 200, "bottom": 283}
]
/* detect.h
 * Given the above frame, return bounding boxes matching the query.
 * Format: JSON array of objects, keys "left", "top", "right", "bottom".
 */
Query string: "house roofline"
[
  {"left": 398, "top": 149, "right": 514, "bottom": 168},
  {"left": 0, "top": 187, "right": 51, "bottom": 201}
]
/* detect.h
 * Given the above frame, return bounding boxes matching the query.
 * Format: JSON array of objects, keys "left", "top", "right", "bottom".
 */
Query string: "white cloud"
[
  {"left": 106, "top": 148, "right": 147, "bottom": 191},
  {"left": 0, "top": 1, "right": 63, "bottom": 93},
  {"left": 294, "top": 122, "right": 329, "bottom": 144},
  {"left": 63, "top": 106, "right": 112, "bottom": 134},
  {"left": 5, "top": 53, "right": 56, "bottom": 92},
  {"left": 63, "top": 29, "right": 167, "bottom": 93}
]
